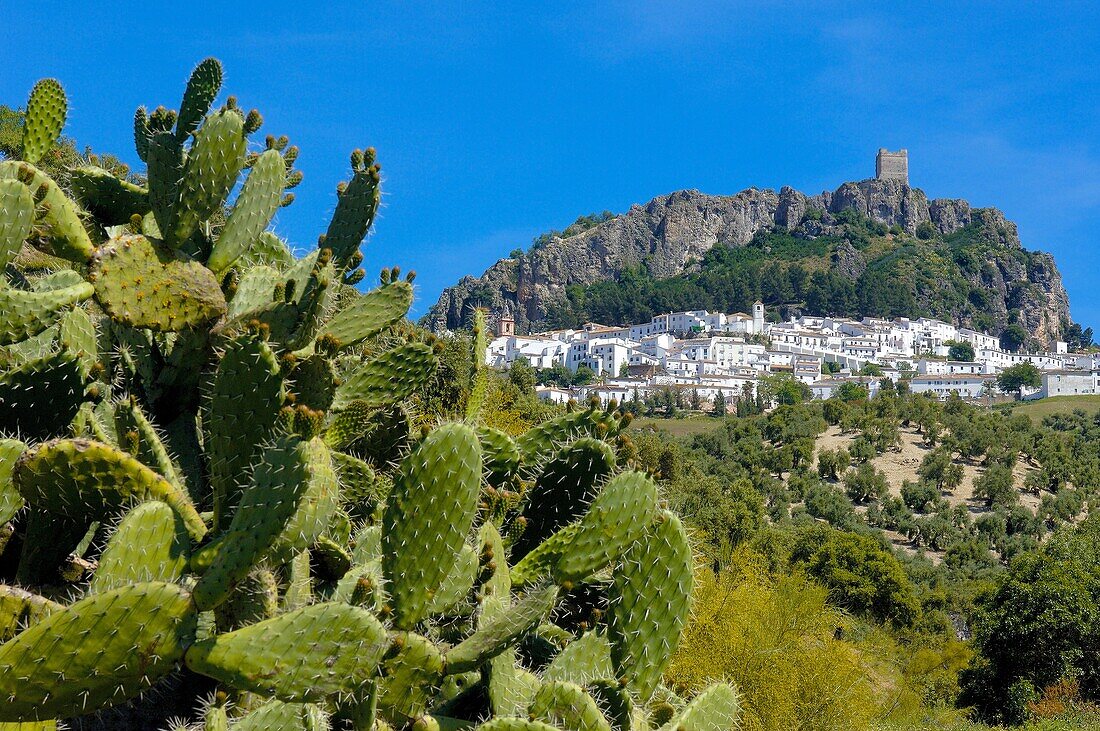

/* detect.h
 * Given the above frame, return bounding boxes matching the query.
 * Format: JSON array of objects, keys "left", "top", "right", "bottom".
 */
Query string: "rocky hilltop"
[{"left": 423, "top": 179, "right": 1071, "bottom": 345}]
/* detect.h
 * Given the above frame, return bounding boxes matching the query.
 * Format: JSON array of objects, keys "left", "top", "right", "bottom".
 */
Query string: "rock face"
[{"left": 423, "top": 178, "right": 1072, "bottom": 344}]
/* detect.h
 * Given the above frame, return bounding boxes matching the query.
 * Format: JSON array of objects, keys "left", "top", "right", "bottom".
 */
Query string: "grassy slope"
[{"left": 1002, "top": 395, "right": 1100, "bottom": 423}]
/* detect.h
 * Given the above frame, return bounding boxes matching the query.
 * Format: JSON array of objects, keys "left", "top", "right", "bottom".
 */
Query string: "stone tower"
[
  {"left": 496, "top": 301, "right": 515, "bottom": 337},
  {"left": 876, "top": 148, "right": 908, "bottom": 184}
]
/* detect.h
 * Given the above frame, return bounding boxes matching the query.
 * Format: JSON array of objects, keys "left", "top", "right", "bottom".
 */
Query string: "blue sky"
[{"left": 5, "top": 3, "right": 1100, "bottom": 327}]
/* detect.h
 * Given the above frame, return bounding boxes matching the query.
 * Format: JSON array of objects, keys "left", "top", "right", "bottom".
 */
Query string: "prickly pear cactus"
[{"left": 0, "top": 60, "right": 737, "bottom": 731}]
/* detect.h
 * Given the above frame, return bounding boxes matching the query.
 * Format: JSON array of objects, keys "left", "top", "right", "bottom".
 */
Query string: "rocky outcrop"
[
  {"left": 423, "top": 188, "right": 781, "bottom": 332},
  {"left": 423, "top": 178, "right": 1071, "bottom": 343}
]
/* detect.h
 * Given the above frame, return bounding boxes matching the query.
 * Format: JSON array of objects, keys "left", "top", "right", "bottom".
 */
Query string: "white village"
[{"left": 484, "top": 304, "right": 1098, "bottom": 407}]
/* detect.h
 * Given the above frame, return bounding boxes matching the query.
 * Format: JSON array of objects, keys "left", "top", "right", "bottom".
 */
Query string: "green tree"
[
  {"left": 973, "top": 464, "right": 1018, "bottom": 509},
  {"left": 997, "top": 362, "right": 1041, "bottom": 398},
  {"left": 507, "top": 357, "right": 536, "bottom": 393},
  {"left": 999, "top": 324, "right": 1030, "bottom": 353},
  {"left": 618, "top": 361, "right": 630, "bottom": 378},
  {"left": 791, "top": 526, "right": 921, "bottom": 626},
  {"left": 711, "top": 389, "right": 727, "bottom": 417},
  {"left": 844, "top": 463, "right": 889, "bottom": 504},
  {"left": 961, "top": 519, "right": 1100, "bottom": 723},
  {"left": 836, "top": 381, "right": 869, "bottom": 402},
  {"left": 946, "top": 340, "right": 976, "bottom": 362},
  {"left": 817, "top": 447, "right": 850, "bottom": 481},
  {"left": 571, "top": 364, "right": 596, "bottom": 386}
]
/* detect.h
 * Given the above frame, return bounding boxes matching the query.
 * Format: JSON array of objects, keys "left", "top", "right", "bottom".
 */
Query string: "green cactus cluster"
[{"left": 0, "top": 61, "right": 738, "bottom": 731}]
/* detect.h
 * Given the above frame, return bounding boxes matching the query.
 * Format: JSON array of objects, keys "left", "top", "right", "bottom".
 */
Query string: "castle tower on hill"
[{"left": 876, "top": 148, "right": 908, "bottom": 184}]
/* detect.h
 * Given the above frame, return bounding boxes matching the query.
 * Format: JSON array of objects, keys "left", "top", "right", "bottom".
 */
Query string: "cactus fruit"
[
  {"left": 382, "top": 423, "right": 481, "bottom": 629},
  {"left": 185, "top": 603, "right": 388, "bottom": 702},
  {"left": 89, "top": 234, "right": 227, "bottom": 331},
  {"left": 20, "top": 79, "right": 67, "bottom": 166},
  {"left": 13, "top": 438, "right": 206, "bottom": 540},
  {"left": 608, "top": 510, "right": 693, "bottom": 701},
  {"left": 0, "top": 582, "right": 198, "bottom": 721}
]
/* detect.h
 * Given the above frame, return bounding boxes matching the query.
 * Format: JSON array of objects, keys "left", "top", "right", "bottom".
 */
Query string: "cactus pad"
[
  {"left": 21, "top": 79, "right": 67, "bottom": 166},
  {"left": 0, "top": 350, "right": 86, "bottom": 439},
  {"left": 510, "top": 523, "right": 580, "bottom": 588},
  {"left": 553, "top": 471, "right": 658, "bottom": 585},
  {"left": 658, "top": 684, "right": 739, "bottom": 731},
  {"left": 0, "top": 161, "right": 94, "bottom": 262},
  {"left": 171, "top": 109, "right": 246, "bottom": 244},
  {"left": 69, "top": 165, "right": 150, "bottom": 225},
  {"left": 529, "top": 681, "right": 612, "bottom": 731},
  {"left": 607, "top": 510, "right": 693, "bottom": 701},
  {"left": 207, "top": 148, "right": 286, "bottom": 273},
  {"left": 0, "top": 585, "right": 60, "bottom": 642},
  {"left": 382, "top": 423, "right": 481, "bottom": 629},
  {"left": 445, "top": 585, "right": 559, "bottom": 674},
  {"left": 177, "top": 58, "right": 223, "bottom": 141},
  {"left": 515, "top": 438, "right": 615, "bottom": 557},
  {"left": 185, "top": 602, "right": 388, "bottom": 702},
  {"left": 205, "top": 332, "right": 283, "bottom": 525},
  {"left": 332, "top": 342, "right": 438, "bottom": 410},
  {"left": 0, "top": 439, "right": 26, "bottom": 524},
  {"left": 89, "top": 501, "right": 191, "bottom": 593},
  {"left": 0, "top": 178, "right": 34, "bottom": 270},
  {"left": 0, "top": 582, "right": 198, "bottom": 721},
  {"left": 192, "top": 435, "right": 334, "bottom": 610},
  {"left": 319, "top": 280, "right": 412, "bottom": 348},
  {"left": 543, "top": 631, "right": 615, "bottom": 685},
  {"left": 477, "top": 426, "right": 521, "bottom": 488},
  {"left": 13, "top": 438, "right": 206, "bottom": 541},
  {"left": 323, "top": 153, "right": 381, "bottom": 271},
  {"left": 89, "top": 234, "right": 226, "bottom": 330},
  {"left": 0, "top": 282, "right": 92, "bottom": 346},
  {"left": 377, "top": 632, "right": 445, "bottom": 723}
]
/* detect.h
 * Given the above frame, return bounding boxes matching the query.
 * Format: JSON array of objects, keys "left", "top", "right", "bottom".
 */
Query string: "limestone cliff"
[{"left": 423, "top": 179, "right": 1072, "bottom": 345}]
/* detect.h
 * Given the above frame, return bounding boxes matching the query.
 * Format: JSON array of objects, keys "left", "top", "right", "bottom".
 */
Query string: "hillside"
[{"left": 424, "top": 179, "right": 1077, "bottom": 347}]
